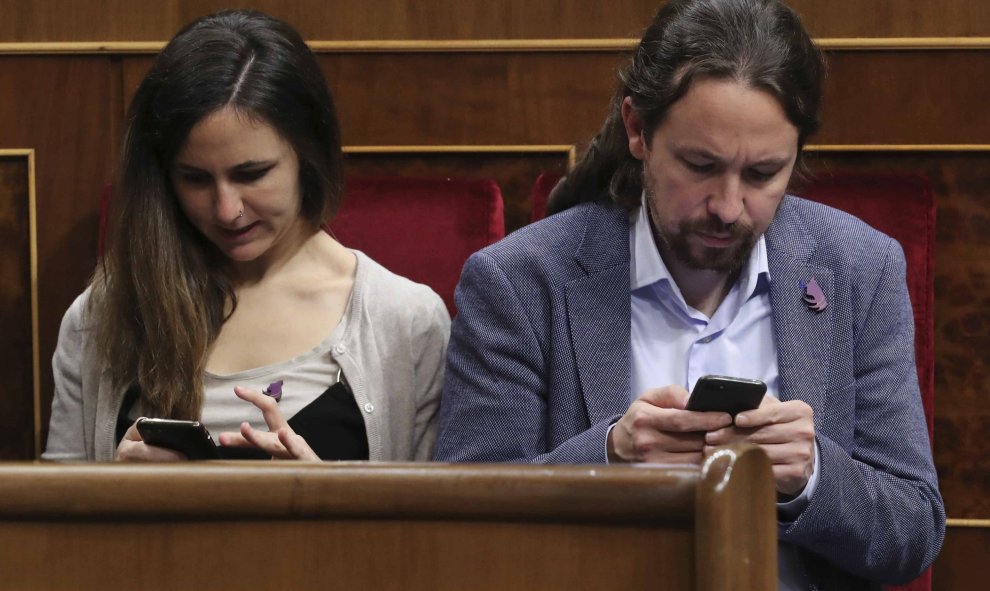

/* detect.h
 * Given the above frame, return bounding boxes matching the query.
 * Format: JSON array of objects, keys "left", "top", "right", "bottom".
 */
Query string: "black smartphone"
[
  {"left": 685, "top": 375, "right": 767, "bottom": 417},
  {"left": 135, "top": 418, "right": 220, "bottom": 460}
]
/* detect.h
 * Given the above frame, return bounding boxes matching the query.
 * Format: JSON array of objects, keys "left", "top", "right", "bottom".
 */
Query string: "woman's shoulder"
[
  {"left": 351, "top": 251, "right": 449, "bottom": 322},
  {"left": 60, "top": 285, "right": 99, "bottom": 333}
]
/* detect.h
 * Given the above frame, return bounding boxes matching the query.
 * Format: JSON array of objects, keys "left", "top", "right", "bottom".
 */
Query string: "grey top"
[
  {"left": 128, "top": 303, "right": 350, "bottom": 435},
  {"left": 44, "top": 250, "right": 450, "bottom": 462}
]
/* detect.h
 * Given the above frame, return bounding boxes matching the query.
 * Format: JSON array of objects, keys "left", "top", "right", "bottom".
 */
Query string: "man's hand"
[
  {"left": 704, "top": 396, "right": 816, "bottom": 495},
  {"left": 608, "top": 385, "right": 733, "bottom": 464}
]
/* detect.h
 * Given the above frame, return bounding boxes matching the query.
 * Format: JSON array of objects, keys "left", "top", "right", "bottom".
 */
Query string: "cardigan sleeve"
[
  {"left": 42, "top": 292, "right": 93, "bottom": 461},
  {"left": 408, "top": 292, "right": 450, "bottom": 461}
]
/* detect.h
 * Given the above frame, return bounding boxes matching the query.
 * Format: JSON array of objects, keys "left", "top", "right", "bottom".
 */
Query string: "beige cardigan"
[{"left": 43, "top": 251, "right": 450, "bottom": 462}]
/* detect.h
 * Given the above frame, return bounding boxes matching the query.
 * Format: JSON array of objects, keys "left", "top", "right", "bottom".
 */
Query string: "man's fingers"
[
  {"left": 631, "top": 402, "right": 732, "bottom": 433},
  {"left": 735, "top": 398, "right": 809, "bottom": 428},
  {"left": 637, "top": 385, "right": 691, "bottom": 409}
]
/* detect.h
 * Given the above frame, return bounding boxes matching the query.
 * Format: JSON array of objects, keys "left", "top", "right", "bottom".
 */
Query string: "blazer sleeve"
[
  {"left": 780, "top": 239, "right": 945, "bottom": 584},
  {"left": 434, "top": 250, "right": 613, "bottom": 463}
]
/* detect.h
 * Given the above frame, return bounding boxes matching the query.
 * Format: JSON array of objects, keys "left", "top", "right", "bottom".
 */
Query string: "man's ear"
[{"left": 620, "top": 96, "right": 648, "bottom": 161}]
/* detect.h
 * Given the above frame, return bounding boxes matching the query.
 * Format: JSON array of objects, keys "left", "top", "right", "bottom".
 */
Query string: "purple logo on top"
[
  {"left": 263, "top": 380, "right": 284, "bottom": 402},
  {"left": 800, "top": 278, "right": 828, "bottom": 313}
]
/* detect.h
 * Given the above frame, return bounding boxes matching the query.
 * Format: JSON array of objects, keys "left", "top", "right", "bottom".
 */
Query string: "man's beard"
[{"left": 644, "top": 178, "right": 758, "bottom": 275}]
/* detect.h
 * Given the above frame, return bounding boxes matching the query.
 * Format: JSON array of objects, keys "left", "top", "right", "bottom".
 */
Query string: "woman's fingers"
[
  {"left": 277, "top": 428, "right": 320, "bottom": 461},
  {"left": 234, "top": 386, "right": 290, "bottom": 432}
]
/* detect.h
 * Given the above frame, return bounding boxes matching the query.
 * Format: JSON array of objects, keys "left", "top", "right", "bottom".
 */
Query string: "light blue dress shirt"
[{"left": 627, "top": 197, "right": 817, "bottom": 589}]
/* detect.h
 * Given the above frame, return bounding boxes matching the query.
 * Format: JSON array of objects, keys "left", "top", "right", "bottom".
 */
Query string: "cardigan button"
[
  {"left": 363, "top": 402, "right": 375, "bottom": 413},
  {"left": 333, "top": 343, "right": 347, "bottom": 355}
]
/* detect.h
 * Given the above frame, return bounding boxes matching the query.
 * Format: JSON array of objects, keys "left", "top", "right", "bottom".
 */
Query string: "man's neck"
[{"left": 661, "top": 248, "right": 739, "bottom": 318}]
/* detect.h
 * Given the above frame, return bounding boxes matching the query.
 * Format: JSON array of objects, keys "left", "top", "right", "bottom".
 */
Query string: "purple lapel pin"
[
  {"left": 800, "top": 278, "right": 828, "bottom": 313},
  {"left": 263, "top": 380, "right": 284, "bottom": 403}
]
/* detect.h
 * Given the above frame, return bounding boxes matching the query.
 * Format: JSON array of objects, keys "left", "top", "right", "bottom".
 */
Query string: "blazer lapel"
[
  {"left": 564, "top": 205, "right": 633, "bottom": 424},
  {"left": 766, "top": 198, "right": 835, "bottom": 412}
]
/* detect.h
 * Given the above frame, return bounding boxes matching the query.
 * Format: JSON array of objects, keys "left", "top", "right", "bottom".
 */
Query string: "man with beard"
[{"left": 434, "top": 1, "right": 943, "bottom": 588}]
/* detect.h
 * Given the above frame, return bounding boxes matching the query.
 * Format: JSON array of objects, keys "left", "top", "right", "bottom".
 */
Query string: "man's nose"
[{"left": 707, "top": 175, "right": 744, "bottom": 225}]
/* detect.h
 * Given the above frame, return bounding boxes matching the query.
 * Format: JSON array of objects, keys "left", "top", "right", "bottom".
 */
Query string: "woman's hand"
[
  {"left": 217, "top": 386, "right": 320, "bottom": 460},
  {"left": 114, "top": 421, "right": 186, "bottom": 462}
]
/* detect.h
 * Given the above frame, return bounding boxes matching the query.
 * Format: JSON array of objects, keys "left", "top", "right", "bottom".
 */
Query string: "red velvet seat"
[
  {"left": 529, "top": 171, "right": 563, "bottom": 224},
  {"left": 330, "top": 176, "right": 505, "bottom": 316},
  {"left": 530, "top": 171, "right": 936, "bottom": 591},
  {"left": 99, "top": 176, "right": 506, "bottom": 317}
]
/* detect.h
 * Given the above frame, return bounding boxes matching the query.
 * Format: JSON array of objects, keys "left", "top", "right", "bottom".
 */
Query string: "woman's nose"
[{"left": 214, "top": 181, "right": 243, "bottom": 223}]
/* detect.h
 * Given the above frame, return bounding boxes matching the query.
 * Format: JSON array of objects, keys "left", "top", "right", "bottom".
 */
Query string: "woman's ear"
[{"left": 620, "top": 96, "right": 648, "bottom": 161}]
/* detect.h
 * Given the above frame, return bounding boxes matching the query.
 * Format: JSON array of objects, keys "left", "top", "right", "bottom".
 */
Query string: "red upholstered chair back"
[
  {"left": 530, "top": 171, "right": 564, "bottom": 223},
  {"left": 329, "top": 176, "right": 506, "bottom": 315},
  {"left": 98, "top": 176, "right": 506, "bottom": 316},
  {"left": 529, "top": 171, "right": 937, "bottom": 591}
]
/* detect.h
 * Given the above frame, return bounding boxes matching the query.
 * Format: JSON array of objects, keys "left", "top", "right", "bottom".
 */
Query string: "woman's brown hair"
[{"left": 93, "top": 9, "right": 343, "bottom": 419}]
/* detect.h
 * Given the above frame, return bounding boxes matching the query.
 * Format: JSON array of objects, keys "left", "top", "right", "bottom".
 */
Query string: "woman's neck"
[{"left": 226, "top": 219, "right": 319, "bottom": 286}]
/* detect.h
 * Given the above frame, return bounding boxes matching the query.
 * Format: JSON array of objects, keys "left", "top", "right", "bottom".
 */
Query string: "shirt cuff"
[
  {"left": 604, "top": 422, "right": 618, "bottom": 464},
  {"left": 776, "top": 438, "right": 820, "bottom": 521}
]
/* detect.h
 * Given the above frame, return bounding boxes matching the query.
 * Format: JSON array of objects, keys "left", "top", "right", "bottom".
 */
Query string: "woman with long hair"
[{"left": 44, "top": 9, "right": 449, "bottom": 462}]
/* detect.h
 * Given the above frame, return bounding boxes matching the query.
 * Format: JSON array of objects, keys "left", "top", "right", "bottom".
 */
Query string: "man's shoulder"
[
  {"left": 772, "top": 195, "right": 897, "bottom": 260},
  {"left": 477, "top": 201, "right": 628, "bottom": 269}
]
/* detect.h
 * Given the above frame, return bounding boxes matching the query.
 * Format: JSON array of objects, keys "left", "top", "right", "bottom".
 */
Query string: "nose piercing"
[{"left": 237, "top": 209, "right": 244, "bottom": 218}]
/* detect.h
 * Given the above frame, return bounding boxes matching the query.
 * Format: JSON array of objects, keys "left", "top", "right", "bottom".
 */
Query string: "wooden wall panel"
[
  {"left": 819, "top": 51, "right": 990, "bottom": 145},
  {"left": 0, "top": 0, "right": 987, "bottom": 42},
  {"left": 934, "top": 524, "right": 990, "bottom": 590},
  {"left": 122, "top": 50, "right": 990, "bottom": 150},
  {"left": 123, "top": 52, "right": 622, "bottom": 148},
  {"left": 0, "top": 57, "right": 118, "bottom": 457},
  {"left": 0, "top": 155, "right": 34, "bottom": 459}
]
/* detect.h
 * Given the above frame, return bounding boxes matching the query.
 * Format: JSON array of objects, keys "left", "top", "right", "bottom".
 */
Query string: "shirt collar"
[{"left": 629, "top": 192, "right": 770, "bottom": 300}]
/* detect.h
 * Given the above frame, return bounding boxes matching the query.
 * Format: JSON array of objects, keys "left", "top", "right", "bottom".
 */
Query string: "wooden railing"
[{"left": 0, "top": 444, "right": 774, "bottom": 591}]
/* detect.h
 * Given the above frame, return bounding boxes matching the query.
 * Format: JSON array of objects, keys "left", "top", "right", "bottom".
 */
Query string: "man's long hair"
[
  {"left": 549, "top": 0, "right": 824, "bottom": 215},
  {"left": 92, "top": 9, "right": 344, "bottom": 419}
]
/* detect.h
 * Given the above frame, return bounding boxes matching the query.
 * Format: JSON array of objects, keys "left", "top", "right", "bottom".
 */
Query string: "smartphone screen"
[{"left": 685, "top": 375, "right": 766, "bottom": 417}]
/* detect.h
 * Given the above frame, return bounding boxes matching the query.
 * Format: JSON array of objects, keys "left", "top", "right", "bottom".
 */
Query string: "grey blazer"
[{"left": 435, "top": 197, "right": 944, "bottom": 589}]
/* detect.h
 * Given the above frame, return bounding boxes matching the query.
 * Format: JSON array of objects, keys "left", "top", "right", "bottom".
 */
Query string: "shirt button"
[
  {"left": 363, "top": 402, "right": 375, "bottom": 413},
  {"left": 333, "top": 343, "right": 347, "bottom": 355}
]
